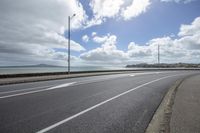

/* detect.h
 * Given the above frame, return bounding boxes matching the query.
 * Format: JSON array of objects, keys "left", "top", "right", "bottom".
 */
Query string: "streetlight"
[
  {"left": 68, "top": 14, "right": 76, "bottom": 75},
  {"left": 158, "top": 44, "right": 160, "bottom": 64}
]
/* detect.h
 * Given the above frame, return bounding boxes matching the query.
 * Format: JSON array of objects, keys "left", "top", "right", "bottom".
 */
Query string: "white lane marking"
[
  {"left": 129, "top": 72, "right": 165, "bottom": 77},
  {"left": 36, "top": 74, "right": 180, "bottom": 133},
  {"left": 0, "top": 74, "right": 126, "bottom": 96},
  {"left": 0, "top": 85, "right": 53, "bottom": 95},
  {"left": 0, "top": 74, "right": 125, "bottom": 95},
  {"left": 0, "top": 72, "right": 169, "bottom": 96},
  {"left": 73, "top": 72, "right": 168, "bottom": 85},
  {"left": 0, "top": 82, "right": 76, "bottom": 99},
  {"left": 71, "top": 72, "right": 166, "bottom": 87}
]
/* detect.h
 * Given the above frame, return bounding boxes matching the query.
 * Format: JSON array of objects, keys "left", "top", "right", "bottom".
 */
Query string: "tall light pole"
[{"left": 68, "top": 14, "right": 76, "bottom": 75}]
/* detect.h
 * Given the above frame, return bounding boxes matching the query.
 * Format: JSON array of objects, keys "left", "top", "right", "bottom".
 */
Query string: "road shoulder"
[
  {"left": 146, "top": 74, "right": 200, "bottom": 133},
  {"left": 170, "top": 74, "right": 200, "bottom": 133},
  {"left": 145, "top": 78, "right": 185, "bottom": 133}
]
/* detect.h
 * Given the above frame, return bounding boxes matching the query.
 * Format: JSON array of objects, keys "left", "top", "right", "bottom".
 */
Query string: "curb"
[{"left": 145, "top": 78, "right": 185, "bottom": 133}]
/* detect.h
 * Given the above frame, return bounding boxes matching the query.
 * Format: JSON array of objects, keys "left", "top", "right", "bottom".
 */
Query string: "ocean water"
[{"left": 0, "top": 66, "right": 132, "bottom": 75}]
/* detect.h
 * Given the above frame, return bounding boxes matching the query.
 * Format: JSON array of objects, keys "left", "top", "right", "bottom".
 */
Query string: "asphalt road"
[{"left": 0, "top": 71, "right": 198, "bottom": 133}]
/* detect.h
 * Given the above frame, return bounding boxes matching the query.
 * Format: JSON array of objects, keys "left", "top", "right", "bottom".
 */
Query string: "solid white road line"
[
  {"left": 36, "top": 74, "right": 181, "bottom": 133},
  {"left": 0, "top": 82, "right": 76, "bottom": 99}
]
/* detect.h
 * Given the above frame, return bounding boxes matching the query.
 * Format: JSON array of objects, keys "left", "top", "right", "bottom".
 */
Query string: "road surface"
[{"left": 0, "top": 71, "right": 198, "bottom": 133}]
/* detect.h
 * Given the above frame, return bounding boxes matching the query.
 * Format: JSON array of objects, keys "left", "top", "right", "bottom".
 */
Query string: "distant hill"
[
  {"left": 126, "top": 63, "right": 200, "bottom": 68},
  {"left": 0, "top": 64, "right": 65, "bottom": 68}
]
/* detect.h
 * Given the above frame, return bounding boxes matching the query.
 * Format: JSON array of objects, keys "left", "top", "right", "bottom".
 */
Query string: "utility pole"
[
  {"left": 68, "top": 16, "right": 70, "bottom": 75},
  {"left": 158, "top": 44, "right": 160, "bottom": 64},
  {"left": 68, "top": 14, "right": 76, "bottom": 75}
]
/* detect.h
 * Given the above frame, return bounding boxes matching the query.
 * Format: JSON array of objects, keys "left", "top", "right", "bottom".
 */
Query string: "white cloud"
[
  {"left": 86, "top": 0, "right": 152, "bottom": 27},
  {"left": 175, "top": 34, "right": 200, "bottom": 49},
  {"left": 44, "top": 31, "right": 85, "bottom": 51},
  {"left": 93, "top": 34, "right": 110, "bottom": 43},
  {"left": 161, "top": 0, "right": 196, "bottom": 4},
  {"left": 84, "top": 18, "right": 104, "bottom": 28},
  {"left": 84, "top": 0, "right": 124, "bottom": 28},
  {"left": 90, "top": 0, "right": 124, "bottom": 19},
  {"left": 86, "top": 0, "right": 195, "bottom": 27},
  {"left": 92, "top": 32, "right": 97, "bottom": 37},
  {"left": 127, "top": 42, "right": 152, "bottom": 57},
  {"left": 175, "top": 17, "right": 200, "bottom": 50},
  {"left": 82, "top": 35, "right": 89, "bottom": 42},
  {"left": 81, "top": 17, "right": 200, "bottom": 65},
  {"left": 121, "top": 0, "right": 151, "bottom": 20},
  {"left": 1, "top": 0, "right": 199, "bottom": 66},
  {"left": 0, "top": 0, "right": 86, "bottom": 66},
  {"left": 178, "top": 17, "right": 200, "bottom": 37},
  {"left": 81, "top": 34, "right": 128, "bottom": 64}
]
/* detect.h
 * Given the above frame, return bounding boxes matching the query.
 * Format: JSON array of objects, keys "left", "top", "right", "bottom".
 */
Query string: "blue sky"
[
  {"left": 72, "top": 0, "right": 200, "bottom": 50},
  {"left": 0, "top": 0, "right": 200, "bottom": 66}
]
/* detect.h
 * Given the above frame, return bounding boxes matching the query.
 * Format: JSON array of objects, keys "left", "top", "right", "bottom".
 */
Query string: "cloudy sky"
[{"left": 0, "top": 0, "right": 200, "bottom": 66}]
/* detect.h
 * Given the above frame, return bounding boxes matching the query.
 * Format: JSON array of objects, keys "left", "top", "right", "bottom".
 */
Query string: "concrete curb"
[{"left": 145, "top": 79, "right": 185, "bottom": 133}]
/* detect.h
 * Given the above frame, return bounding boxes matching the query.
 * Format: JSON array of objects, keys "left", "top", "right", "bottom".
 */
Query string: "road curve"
[{"left": 0, "top": 71, "right": 198, "bottom": 133}]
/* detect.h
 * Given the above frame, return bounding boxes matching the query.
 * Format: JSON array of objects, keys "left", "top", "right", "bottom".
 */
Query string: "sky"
[{"left": 0, "top": 0, "right": 200, "bottom": 66}]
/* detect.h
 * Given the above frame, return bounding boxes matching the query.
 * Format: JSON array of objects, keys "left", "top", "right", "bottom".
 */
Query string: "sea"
[{"left": 0, "top": 66, "right": 135, "bottom": 75}]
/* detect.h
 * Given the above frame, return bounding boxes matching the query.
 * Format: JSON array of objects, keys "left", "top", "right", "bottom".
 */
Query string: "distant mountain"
[
  {"left": 126, "top": 63, "right": 200, "bottom": 68},
  {"left": 0, "top": 64, "right": 65, "bottom": 68},
  {"left": 34, "top": 64, "right": 63, "bottom": 67}
]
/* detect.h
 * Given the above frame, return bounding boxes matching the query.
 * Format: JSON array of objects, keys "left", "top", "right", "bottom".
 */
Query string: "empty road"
[{"left": 0, "top": 71, "right": 198, "bottom": 133}]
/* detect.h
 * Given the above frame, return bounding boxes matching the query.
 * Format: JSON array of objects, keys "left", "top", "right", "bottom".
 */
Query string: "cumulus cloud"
[
  {"left": 90, "top": 0, "right": 124, "bottom": 19},
  {"left": 86, "top": 0, "right": 151, "bottom": 27},
  {"left": 127, "top": 42, "right": 152, "bottom": 57},
  {"left": 93, "top": 34, "right": 110, "bottom": 44},
  {"left": 80, "top": 34, "right": 128, "bottom": 64},
  {"left": 1, "top": 0, "right": 199, "bottom": 66},
  {"left": 82, "top": 35, "right": 89, "bottom": 42},
  {"left": 0, "top": 0, "right": 86, "bottom": 66},
  {"left": 92, "top": 32, "right": 97, "bottom": 37},
  {"left": 175, "top": 17, "right": 200, "bottom": 50},
  {"left": 131, "top": 17, "right": 200, "bottom": 63},
  {"left": 84, "top": 0, "right": 124, "bottom": 27},
  {"left": 178, "top": 17, "right": 200, "bottom": 37},
  {"left": 121, "top": 0, "right": 151, "bottom": 20},
  {"left": 80, "top": 17, "right": 200, "bottom": 64},
  {"left": 86, "top": 0, "right": 195, "bottom": 27}
]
